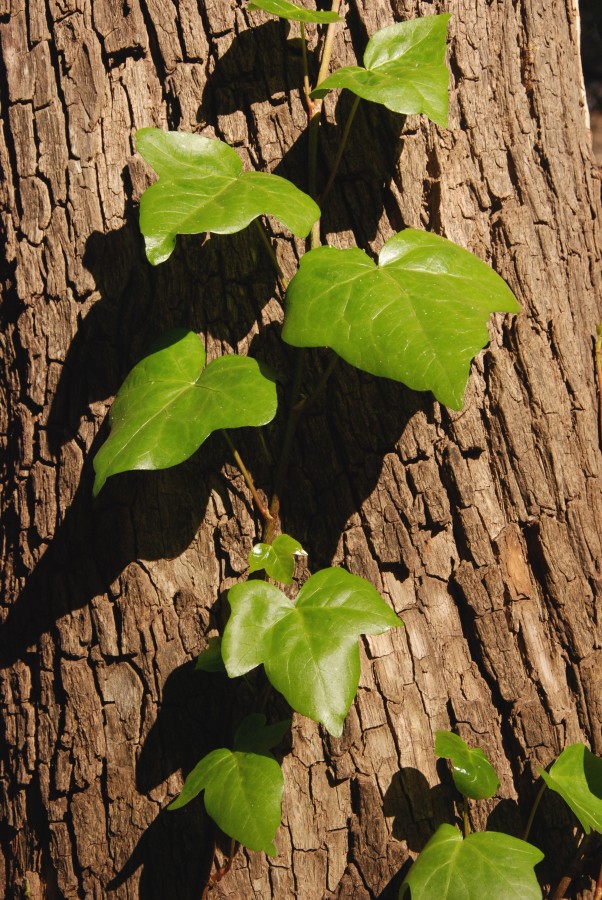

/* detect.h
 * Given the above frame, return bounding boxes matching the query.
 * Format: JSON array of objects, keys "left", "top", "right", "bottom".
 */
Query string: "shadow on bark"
[
  {"left": 0, "top": 439, "right": 232, "bottom": 668},
  {"left": 109, "top": 659, "right": 292, "bottom": 899},
  {"left": 382, "top": 767, "right": 453, "bottom": 853},
  {"left": 107, "top": 661, "right": 224, "bottom": 899}
]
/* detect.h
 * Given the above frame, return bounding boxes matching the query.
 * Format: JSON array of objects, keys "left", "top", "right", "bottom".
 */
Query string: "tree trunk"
[{"left": 1, "top": 0, "right": 600, "bottom": 897}]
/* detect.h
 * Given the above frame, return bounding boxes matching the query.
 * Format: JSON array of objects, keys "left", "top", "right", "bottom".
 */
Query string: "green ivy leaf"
[
  {"left": 399, "top": 825, "right": 544, "bottom": 900},
  {"left": 312, "top": 14, "right": 451, "bottom": 126},
  {"left": 168, "top": 714, "right": 288, "bottom": 855},
  {"left": 222, "top": 568, "right": 403, "bottom": 736},
  {"left": 248, "top": 0, "right": 343, "bottom": 23},
  {"left": 234, "top": 713, "right": 291, "bottom": 754},
  {"left": 282, "top": 229, "right": 520, "bottom": 410},
  {"left": 93, "top": 329, "right": 277, "bottom": 495},
  {"left": 435, "top": 731, "right": 500, "bottom": 800},
  {"left": 539, "top": 743, "right": 602, "bottom": 834},
  {"left": 196, "top": 636, "right": 226, "bottom": 673},
  {"left": 137, "top": 128, "right": 321, "bottom": 264},
  {"left": 248, "top": 534, "right": 307, "bottom": 583}
]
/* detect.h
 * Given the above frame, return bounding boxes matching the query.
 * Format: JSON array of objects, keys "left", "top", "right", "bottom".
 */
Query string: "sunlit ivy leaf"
[
  {"left": 93, "top": 329, "right": 277, "bottom": 495},
  {"left": 248, "top": 0, "right": 342, "bottom": 23},
  {"left": 169, "top": 714, "right": 288, "bottom": 855},
  {"left": 399, "top": 825, "right": 544, "bottom": 900},
  {"left": 282, "top": 229, "right": 520, "bottom": 410},
  {"left": 248, "top": 534, "right": 307, "bottom": 583},
  {"left": 539, "top": 743, "right": 602, "bottom": 834},
  {"left": 312, "top": 14, "right": 451, "bottom": 126},
  {"left": 137, "top": 128, "right": 320, "bottom": 264},
  {"left": 435, "top": 731, "right": 500, "bottom": 800},
  {"left": 196, "top": 637, "right": 226, "bottom": 673},
  {"left": 222, "top": 568, "right": 403, "bottom": 736}
]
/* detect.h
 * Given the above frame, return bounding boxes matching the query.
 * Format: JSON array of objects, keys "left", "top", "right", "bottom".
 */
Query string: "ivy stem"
[
  {"left": 308, "top": 0, "right": 343, "bottom": 245},
  {"left": 462, "top": 797, "right": 470, "bottom": 837},
  {"left": 316, "top": 0, "right": 343, "bottom": 88},
  {"left": 263, "top": 353, "right": 305, "bottom": 544},
  {"left": 263, "top": 1, "right": 343, "bottom": 542},
  {"left": 214, "top": 838, "right": 236, "bottom": 883},
  {"left": 522, "top": 781, "right": 547, "bottom": 842},
  {"left": 320, "top": 95, "right": 361, "bottom": 205},
  {"left": 221, "top": 430, "right": 273, "bottom": 523},
  {"left": 595, "top": 322, "right": 602, "bottom": 447},
  {"left": 294, "top": 352, "right": 339, "bottom": 414},
  {"left": 254, "top": 219, "right": 287, "bottom": 289},
  {"left": 300, "top": 22, "right": 312, "bottom": 112}
]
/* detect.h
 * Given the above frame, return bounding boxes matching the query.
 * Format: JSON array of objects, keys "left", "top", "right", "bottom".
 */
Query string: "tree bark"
[{"left": 1, "top": 0, "right": 601, "bottom": 898}]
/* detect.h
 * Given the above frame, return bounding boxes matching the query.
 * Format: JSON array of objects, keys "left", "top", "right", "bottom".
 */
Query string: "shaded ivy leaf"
[
  {"left": 399, "top": 825, "right": 544, "bottom": 900},
  {"left": 282, "top": 229, "right": 520, "bottom": 410},
  {"left": 248, "top": 0, "right": 342, "bottom": 23},
  {"left": 435, "top": 731, "right": 500, "bottom": 800},
  {"left": 222, "top": 568, "right": 403, "bottom": 736},
  {"left": 248, "top": 534, "right": 307, "bottom": 583},
  {"left": 234, "top": 713, "right": 291, "bottom": 754},
  {"left": 168, "top": 714, "right": 287, "bottom": 855},
  {"left": 312, "top": 14, "right": 451, "bottom": 126},
  {"left": 196, "top": 637, "right": 226, "bottom": 673},
  {"left": 93, "top": 329, "right": 277, "bottom": 495},
  {"left": 137, "top": 128, "right": 320, "bottom": 264},
  {"left": 539, "top": 743, "right": 602, "bottom": 834}
]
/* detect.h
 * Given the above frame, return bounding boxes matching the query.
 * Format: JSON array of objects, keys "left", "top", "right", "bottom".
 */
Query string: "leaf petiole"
[
  {"left": 293, "top": 351, "right": 339, "bottom": 414},
  {"left": 221, "top": 430, "right": 273, "bottom": 523},
  {"left": 462, "top": 796, "right": 470, "bottom": 837},
  {"left": 254, "top": 219, "right": 288, "bottom": 289},
  {"left": 522, "top": 781, "right": 546, "bottom": 842},
  {"left": 320, "top": 94, "right": 361, "bottom": 205},
  {"left": 300, "top": 22, "right": 315, "bottom": 115}
]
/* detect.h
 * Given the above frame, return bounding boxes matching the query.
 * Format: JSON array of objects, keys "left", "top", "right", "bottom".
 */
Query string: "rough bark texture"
[{"left": 1, "top": 0, "right": 601, "bottom": 898}]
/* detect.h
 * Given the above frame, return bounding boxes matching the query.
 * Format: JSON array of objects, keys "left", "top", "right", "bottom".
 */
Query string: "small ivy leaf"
[
  {"left": 248, "top": 0, "right": 343, "bottom": 23},
  {"left": 168, "top": 726, "right": 285, "bottom": 855},
  {"left": 539, "top": 743, "right": 602, "bottom": 834},
  {"left": 399, "top": 824, "right": 544, "bottom": 900},
  {"left": 311, "top": 14, "right": 451, "bottom": 126},
  {"left": 435, "top": 731, "right": 500, "bottom": 800},
  {"left": 93, "top": 329, "right": 277, "bottom": 495},
  {"left": 248, "top": 534, "right": 307, "bottom": 583},
  {"left": 136, "top": 128, "right": 321, "bottom": 264},
  {"left": 234, "top": 714, "right": 291, "bottom": 754},
  {"left": 222, "top": 568, "right": 403, "bottom": 736},
  {"left": 282, "top": 229, "right": 520, "bottom": 410},
  {"left": 196, "top": 637, "right": 226, "bottom": 673}
]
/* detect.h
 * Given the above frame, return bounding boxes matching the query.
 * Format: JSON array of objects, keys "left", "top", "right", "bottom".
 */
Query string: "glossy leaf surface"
[
  {"left": 313, "top": 15, "right": 450, "bottom": 125},
  {"left": 282, "top": 229, "right": 520, "bottom": 409},
  {"left": 248, "top": 0, "right": 342, "bottom": 23},
  {"left": 248, "top": 533, "right": 307, "bottom": 583},
  {"left": 169, "top": 714, "right": 287, "bottom": 854},
  {"left": 539, "top": 743, "right": 602, "bottom": 833},
  {"left": 137, "top": 128, "right": 320, "bottom": 264},
  {"left": 435, "top": 731, "right": 500, "bottom": 800},
  {"left": 196, "top": 637, "right": 226, "bottom": 673},
  {"left": 399, "top": 825, "right": 544, "bottom": 900},
  {"left": 93, "top": 330, "right": 277, "bottom": 495},
  {"left": 222, "top": 568, "right": 403, "bottom": 736}
]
